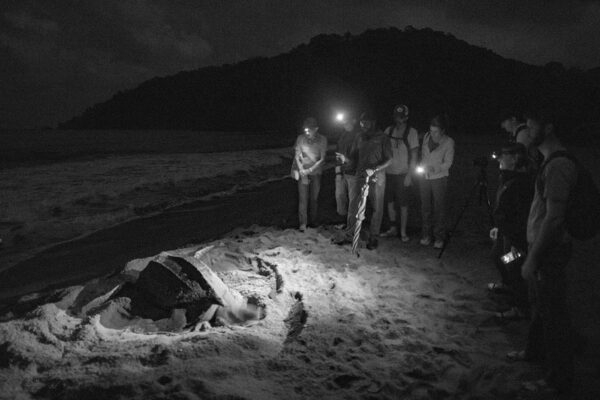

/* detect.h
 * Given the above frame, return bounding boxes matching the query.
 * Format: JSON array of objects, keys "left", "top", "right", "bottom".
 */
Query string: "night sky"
[{"left": 1, "top": 0, "right": 600, "bottom": 129}]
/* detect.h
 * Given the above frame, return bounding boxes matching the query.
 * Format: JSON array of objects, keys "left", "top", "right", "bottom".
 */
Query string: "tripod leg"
[
  {"left": 437, "top": 180, "right": 479, "bottom": 259},
  {"left": 479, "top": 180, "right": 495, "bottom": 227}
]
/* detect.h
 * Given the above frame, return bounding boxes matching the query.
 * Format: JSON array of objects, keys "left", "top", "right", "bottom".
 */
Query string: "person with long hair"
[{"left": 418, "top": 114, "right": 455, "bottom": 249}]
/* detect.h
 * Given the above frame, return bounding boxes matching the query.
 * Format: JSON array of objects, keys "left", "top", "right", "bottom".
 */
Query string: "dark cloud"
[{"left": 1, "top": 0, "right": 599, "bottom": 128}]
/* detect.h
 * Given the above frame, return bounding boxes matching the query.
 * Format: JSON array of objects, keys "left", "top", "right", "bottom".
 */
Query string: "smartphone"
[{"left": 501, "top": 249, "right": 523, "bottom": 264}]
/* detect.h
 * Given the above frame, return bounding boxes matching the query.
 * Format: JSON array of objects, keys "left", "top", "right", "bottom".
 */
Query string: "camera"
[
  {"left": 501, "top": 249, "right": 524, "bottom": 264},
  {"left": 472, "top": 156, "right": 489, "bottom": 168}
]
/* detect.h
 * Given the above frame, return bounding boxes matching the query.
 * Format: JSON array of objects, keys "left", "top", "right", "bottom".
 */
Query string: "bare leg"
[{"left": 400, "top": 206, "right": 408, "bottom": 237}]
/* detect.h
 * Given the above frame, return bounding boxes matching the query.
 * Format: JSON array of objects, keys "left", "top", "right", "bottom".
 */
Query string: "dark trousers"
[
  {"left": 298, "top": 174, "right": 321, "bottom": 226},
  {"left": 348, "top": 172, "right": 386, "bottom": 238},
  {"left": 526, "top": 243, "right": 574, "bottom": 389},
  {"left": 419, "top": 177, "right": 447, "bottom": 241},
  {"left": 492, "top": 235, "right": 528, "bottom": 310}
]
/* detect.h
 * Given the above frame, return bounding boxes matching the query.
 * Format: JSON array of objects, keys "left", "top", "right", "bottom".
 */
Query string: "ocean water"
[{"left": 0, "top": 129, "right": 294, "bottom": 168}]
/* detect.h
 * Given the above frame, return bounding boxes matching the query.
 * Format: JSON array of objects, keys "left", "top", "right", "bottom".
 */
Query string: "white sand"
[{"left": 0, "top": 226, "right": 541, "bottom": 400}]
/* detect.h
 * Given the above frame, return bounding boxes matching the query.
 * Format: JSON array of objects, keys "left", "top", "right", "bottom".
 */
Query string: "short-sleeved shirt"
[
  {"left": 384, "top": 125, "right": 419, "bottom": 174},
  {"left": 526, "top": 156, "right": 577, "bottom": 244},
  {"left": 294, "top": 133, "right": 327, "bottom": 175},
  {"left": 336, "top": 128, "right": 361, "bottom": 175},
  {"left": 355, "top": 131, "right": 393, "bottom": 177}
]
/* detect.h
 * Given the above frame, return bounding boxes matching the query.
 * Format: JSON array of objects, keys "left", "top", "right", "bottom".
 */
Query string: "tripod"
[{"left": 437, "top": 165, "right": 495, "bottom": 259}]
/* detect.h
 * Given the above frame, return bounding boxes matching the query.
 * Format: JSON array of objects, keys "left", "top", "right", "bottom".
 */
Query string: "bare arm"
[
  {"left": 409, "top": 147, "right": 418, "bottom": 171},
  {"left": 527, "top": 198, "right": 567, "bottom": 263},
  {"left": 376, "top": 135, "right": 393, "bottom": 172}
]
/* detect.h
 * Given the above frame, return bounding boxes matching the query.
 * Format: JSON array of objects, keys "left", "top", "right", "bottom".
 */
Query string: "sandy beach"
[{"left": 1, "top": 137, "right": 599, "bottom": 399}]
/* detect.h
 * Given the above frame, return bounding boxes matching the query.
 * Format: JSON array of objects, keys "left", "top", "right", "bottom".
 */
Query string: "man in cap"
[
  {"left": 346, "top": 111, "right": 392, "bottom": 250},
  {"left": 380, "top": 104, "right": 419, "bottom": 241},
  {"left": 292, "top": 117, "right": 327, "bottom": 231}
]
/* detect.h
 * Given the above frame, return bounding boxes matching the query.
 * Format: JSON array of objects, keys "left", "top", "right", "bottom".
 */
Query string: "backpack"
[
  {"left": 385, "top": 125, "right": 413, "bottom": 163},
  {"left": 537, "top": 151, "right": 600, "bottom": 240}
]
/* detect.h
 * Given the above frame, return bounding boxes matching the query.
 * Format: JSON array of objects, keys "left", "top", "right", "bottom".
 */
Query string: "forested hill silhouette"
[{"left": 60, "top": 27, "right": 600, "bottom": 136}]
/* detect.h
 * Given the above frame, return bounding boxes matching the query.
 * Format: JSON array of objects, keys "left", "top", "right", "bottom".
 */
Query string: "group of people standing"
[
  {"left": 293, "top": 106, "right": 586, "bottom": 394},
  {"left": 490, "top": 111, "right": 582, "bottom": 394},
  {"left": 292, "top": 104, "right": 455, "bottom": 250}
]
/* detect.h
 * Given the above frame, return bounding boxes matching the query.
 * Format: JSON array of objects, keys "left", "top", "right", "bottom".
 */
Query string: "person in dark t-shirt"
[
  {"left": 345, "top": 112, "right": 392, "bottom": 250},
  {"left": 334, "top": 116, "right": 361, "bottom": 229}
]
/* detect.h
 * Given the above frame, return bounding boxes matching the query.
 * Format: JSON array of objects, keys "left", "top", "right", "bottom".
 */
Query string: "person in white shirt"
[{"left": 418, "top": 114, "right": 455, "bottom": 249}]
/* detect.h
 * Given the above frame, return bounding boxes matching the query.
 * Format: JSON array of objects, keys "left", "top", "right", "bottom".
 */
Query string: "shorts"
[{"left": 385, "top": 173, "right": 410, "bottom": 207}]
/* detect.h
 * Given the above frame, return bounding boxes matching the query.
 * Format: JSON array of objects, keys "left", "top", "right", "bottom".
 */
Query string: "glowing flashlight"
[
  {"left": 491, "top": 152, "right": 498, "bottom": 160},
  {"left": 335, "top": 112, "right": 346, "bottom": 123},
  {"left": 415, "top": 165, "right": 425, "bottom": 175}
]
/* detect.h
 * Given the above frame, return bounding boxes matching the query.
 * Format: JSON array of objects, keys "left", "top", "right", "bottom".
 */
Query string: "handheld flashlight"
[
  {"left": 415, "top": 165, "right": 425, "bottom": 175},
  {"left": 335, "top": 112, "right": 346, "bottom": 123},
  {"left": 491, "top": 152, "right": 498, "bottom": 160}
]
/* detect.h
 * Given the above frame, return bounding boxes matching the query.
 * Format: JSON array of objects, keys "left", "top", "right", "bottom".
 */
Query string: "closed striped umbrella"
[{"left": 352, "top": 175, "right": 372, "bottom": 256}]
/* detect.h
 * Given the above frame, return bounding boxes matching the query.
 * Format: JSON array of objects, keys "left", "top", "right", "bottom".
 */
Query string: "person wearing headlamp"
[
  {"left": 380, "top": 104, "right": 419, "bottom": 242},
  {"left": 488, "top": 143, "right": 533, "bottom": 320},
  {"left": 334, "top": 114, "right": 360, "bottom": 229},
  {"left": 346, "top": 111, "right": 392, "bottom": 250},
  {"left": 292, "top": 117, "right": 327, "bottom": 232}
]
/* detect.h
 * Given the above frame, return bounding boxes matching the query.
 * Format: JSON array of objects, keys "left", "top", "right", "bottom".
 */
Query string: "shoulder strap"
[{"left": 387, "top": 125, "right": 411, "bottom": 148}]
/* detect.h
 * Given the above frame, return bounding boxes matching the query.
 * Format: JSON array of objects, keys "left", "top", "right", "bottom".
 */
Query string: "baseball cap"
[{"left": 393, "top": 104, "right": 409, "bottom": 118}]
